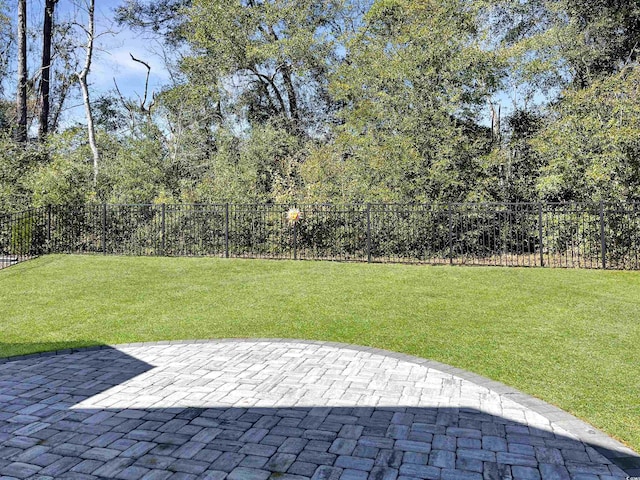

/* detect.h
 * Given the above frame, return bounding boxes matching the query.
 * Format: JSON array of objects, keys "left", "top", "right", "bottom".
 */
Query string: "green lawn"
[{"left": 1, "top": 254, "right": 639, "bottom": 452}]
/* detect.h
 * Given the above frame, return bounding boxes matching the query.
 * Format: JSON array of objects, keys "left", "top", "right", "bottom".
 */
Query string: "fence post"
[
  {"left": 366, "top": 203, "right": 372, "bottom": 263},
  {"left": 538, "top": 203, "right": 544, "bottom": 267},
  {"left": 448, "top": 203, "right": 453, "bottom": 265},
  {"left": 101, "top": 203, "right": 107, "bottom": 255},
  {"left": 293, "top": 221, "right": 298, "bottom": 260},
  {"left": 47, "top": 204, "right": 52, "bottom": 252},
  {"left": 28, "top": 209, "right": 33, "bottom": 256},
  {"left": 161, "top": 203, "right": 166, "bottom": 256},
  {"left": 225, "top": 203, "right": 229, "bottom": 258},
  {"left": 600, "top": 200, "right": 606, "bottom": 269}
]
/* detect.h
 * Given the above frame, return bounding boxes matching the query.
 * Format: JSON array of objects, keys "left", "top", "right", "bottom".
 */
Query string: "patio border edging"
[{"left": 1, "top": 337, "right": 638, "bottom": 475}]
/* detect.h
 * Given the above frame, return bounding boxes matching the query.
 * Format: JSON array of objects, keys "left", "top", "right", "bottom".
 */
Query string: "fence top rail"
[
  {"left": 0, "top": 206, "right": 47, "bottom": 220},
  {"left": 370, "top": 201, "right": 640, "bottom": 207},
  {"left": 66, "top": 201, "right": 640, "bottom": 207},
  {"left": 3, "top": 201, "right": 640, "bottom": 218}
]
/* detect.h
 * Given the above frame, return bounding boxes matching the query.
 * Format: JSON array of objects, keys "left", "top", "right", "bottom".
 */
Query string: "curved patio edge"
[{"left": 2, "top": 337, "right": 639, "bottom": 475}]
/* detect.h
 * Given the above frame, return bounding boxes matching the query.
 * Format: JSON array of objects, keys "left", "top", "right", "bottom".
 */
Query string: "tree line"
[{"left": 0, "top": 0, "right": 639, "bottom": 213}]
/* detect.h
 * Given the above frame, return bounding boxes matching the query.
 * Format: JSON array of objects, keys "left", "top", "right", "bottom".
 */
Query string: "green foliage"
[
  {"left": 193, "top": 123, "right": 304, "bottom": 204},
  {"left": 115, "top": 0, "right": 189, "bottom": 46},
  {"left": 103, "top": 128, "right": 168, "bottom": 204},
  {"left": 9, "top": 214, "right": 45, "bottom": 256},
  {"left": 10, "top": 217, "right": 33, "bottom": 255},
  {"left": 93, "top": 95, "right": 131, "bottom": 133},
  {"left": 486, "top": 0, "right": 640, "bottom": 93},
  {"left": 0, "top": 0, "right": 638, "bottom": 214},
  {"left": 27, "top": 129, "right": 96, "bottom": 207},
  {"left": 29, "top": 157, "right": 94, "bottom": 207},
  {"left": 183, "top": 0, "right": 346, "bottom": 133},
  {"left": 306, "top": 0, "right": 501, "bottom": 203},
  {"left": 533, "top": 67, "right": 640, "bottom": 202},
  {"left": 0, "top": 135, "right": 47, "bottom": 213},
  {"left": 476, "top": 109, "right": 545, "bottom": 203},
  {"left": 154, "top": 82, "right": 221, "bottom": 196}
]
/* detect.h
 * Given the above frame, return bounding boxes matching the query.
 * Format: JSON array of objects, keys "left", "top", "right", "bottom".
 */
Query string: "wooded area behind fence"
[{"left": 2, "top": 202, "right": 640, "bottom": 270}]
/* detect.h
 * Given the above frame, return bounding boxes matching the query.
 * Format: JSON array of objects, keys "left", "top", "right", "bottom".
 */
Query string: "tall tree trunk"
[
  {"left": 77, "top": 0, "right": 99, "bottom": 186},
  {"left": 50, "top": 80, "right": 70, "bottom": 133},
  {"left": 266, "top": 25, "right": 300, "bottom": 131},
  {"left": 280, "top": 65, "right": 299, "bottom": 124},
  {"left": 15, "top": 0, "right": 27, "bottom": 143},
  {"left": 39, "top": 0, "right": 57, "bottom": 141}
]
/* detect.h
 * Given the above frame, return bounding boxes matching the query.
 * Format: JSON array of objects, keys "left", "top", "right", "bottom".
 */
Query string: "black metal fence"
[
  {"left": 2, "top": 202, "right": 640, "bottom": 269},
  {"left": 0, "top": 208, "right": 49, "bottom": 270}
]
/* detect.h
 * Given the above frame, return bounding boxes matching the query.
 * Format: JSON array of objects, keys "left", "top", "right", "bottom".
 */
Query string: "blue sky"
[
  {"left": 62, "top": 0, "right": 172, "bottom": 124},
  {"left": 4, "top": 0, "right": 546, "bottom": 130},
  {"left": 4, "top": 0, "right": 172, "bottom": 125}
]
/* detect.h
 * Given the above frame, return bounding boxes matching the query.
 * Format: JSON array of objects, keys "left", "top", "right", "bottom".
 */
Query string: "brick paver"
[{"left": 0, "top": 340, "right": 637, "bottom": 479}]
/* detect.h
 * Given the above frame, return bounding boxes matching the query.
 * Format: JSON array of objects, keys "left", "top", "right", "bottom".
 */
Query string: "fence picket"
[{"left": 1, "top": 202, "right": 640, "bottom": 270}]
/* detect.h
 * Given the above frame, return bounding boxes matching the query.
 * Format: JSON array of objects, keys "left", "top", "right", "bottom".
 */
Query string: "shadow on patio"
[{"left": 0, "top": 342, "right": 636, "bottom": 479}]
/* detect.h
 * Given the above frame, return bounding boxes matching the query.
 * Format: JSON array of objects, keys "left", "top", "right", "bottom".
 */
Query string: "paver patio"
[{"left": 0, "top": 340, "right": 637, "bottom": 480}]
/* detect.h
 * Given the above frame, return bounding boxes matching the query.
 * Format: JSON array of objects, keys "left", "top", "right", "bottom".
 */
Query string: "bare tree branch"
[
  {"left": 129, "top": 53, "right": 153, "bottom": 114},
  {"left": 76, "top": 0, "right": 99, "bottom": 186}
]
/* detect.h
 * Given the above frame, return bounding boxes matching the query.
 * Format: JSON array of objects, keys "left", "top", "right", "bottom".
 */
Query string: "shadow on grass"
[{"left": 0, "top": 345, "right": 637, "bottom": 479}]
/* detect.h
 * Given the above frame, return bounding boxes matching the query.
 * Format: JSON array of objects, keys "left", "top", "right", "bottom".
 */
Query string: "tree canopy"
[{"left": 0, "top": 0, "right": 639, "bottom": 212}]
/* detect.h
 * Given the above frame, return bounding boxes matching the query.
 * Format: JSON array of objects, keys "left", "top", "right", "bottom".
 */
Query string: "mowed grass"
[{"left": 1, "top": 254, "right": 639, "bottom": 451}]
